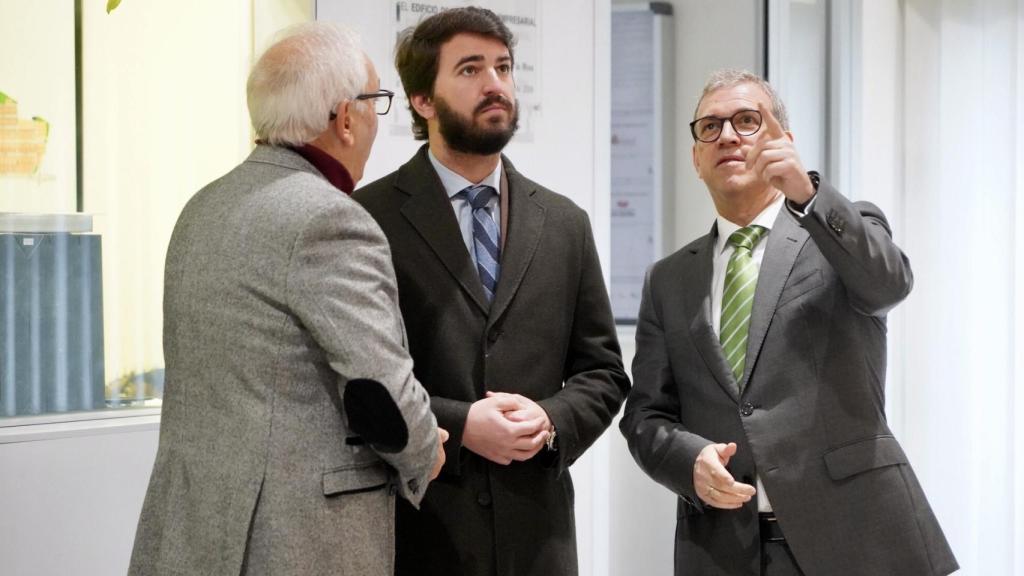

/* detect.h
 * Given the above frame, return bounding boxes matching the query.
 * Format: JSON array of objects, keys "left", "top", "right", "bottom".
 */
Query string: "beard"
[{"left": 434, "top": 94, "right": 519, "bottom": 155}]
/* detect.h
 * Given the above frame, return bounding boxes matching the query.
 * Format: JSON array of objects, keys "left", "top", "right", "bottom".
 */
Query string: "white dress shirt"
[
  {"left": 427, "top": 149, "right": 502, "bottom": 270},
  {"left": 710, "top": 193, "right": 784, "bottom": 513}
]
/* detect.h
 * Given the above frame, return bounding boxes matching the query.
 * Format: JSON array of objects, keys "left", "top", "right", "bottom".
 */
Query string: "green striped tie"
[{"left": 720, "top": 225, "right": 768, "bottom": 383}]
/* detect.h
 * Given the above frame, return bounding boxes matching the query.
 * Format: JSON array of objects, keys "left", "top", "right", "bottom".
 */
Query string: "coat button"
[
  {"left": 740, "top": 402, "right": 755, "bottom": 417},
  {"left": 477, "top": 492, "right": 492, "bottom": 507},
  {"left": 826, "top": 210, "right": 845, "bottom": 234}
]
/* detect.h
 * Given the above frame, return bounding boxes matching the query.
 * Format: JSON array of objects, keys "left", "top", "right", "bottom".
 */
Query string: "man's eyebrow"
[
  {"left": 453, "top": 54, "right": 513, "bottom": 70},
  {"left": 454, "top": 55, "right": 484, "bottom": 69}
]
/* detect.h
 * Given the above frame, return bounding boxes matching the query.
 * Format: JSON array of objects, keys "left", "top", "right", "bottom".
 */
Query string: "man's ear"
[
  {"left": 410, "top": 93, "right": 435, "bottom": 121},
  {"left": 332, "top": 101, "right": 356, "bottom": 146},
  {"left": 692, "top": 144, "right": 703, "bottom": 180}
]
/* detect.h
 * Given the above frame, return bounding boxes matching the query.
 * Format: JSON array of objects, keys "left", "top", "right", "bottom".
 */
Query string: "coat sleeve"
[
  {"left": 619, "top": 266, "right": 714, "bottom": 503},
  {"left": 537, "top": 213, "right": 631, "bottom": 472},
  {"left": 799, "top": 178, "right": 913, "bottom": 316},
  {"left": 286, "top": 198, "right": 438, "bottom": 507},
  {"left": 428, "top": 396, "right": 473, "bottom": 474}
]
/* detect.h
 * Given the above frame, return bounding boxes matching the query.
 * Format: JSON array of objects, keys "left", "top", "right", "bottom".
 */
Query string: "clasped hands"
[
  {"left": 462, "top": 391, "right": 552, "bottom": 465},
  {"left": 693, "top": 442, "right": 756, "bottom": 509}
]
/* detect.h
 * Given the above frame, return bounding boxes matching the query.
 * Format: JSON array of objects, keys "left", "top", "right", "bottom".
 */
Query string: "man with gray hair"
[
  {"left": 127, "top": 22, "right": 445, "bottom": 576},
  {"left": 620, "top": 69, "right": 957, "bottom": 575}
]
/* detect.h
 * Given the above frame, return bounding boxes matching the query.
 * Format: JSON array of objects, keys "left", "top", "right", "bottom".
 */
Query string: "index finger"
[
  {"left": 506, "top": 417, "right": 546, "bottom": 436},
  {"left": 488, "top": 393, "right": 524, "bottom": 411},
  {"left": 758, "top": 101, "right": 785, "bottom": 139},
  {"left": 503, "top": 408, "right": 532, "bottom": 422}
]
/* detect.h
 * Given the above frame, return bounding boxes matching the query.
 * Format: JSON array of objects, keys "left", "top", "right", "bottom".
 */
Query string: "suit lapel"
[
  {"left": 396, "top": 148, "right": 490, "bottom": 314},
  {"left": 487, "top": 159, "right": 545, "bottom": 326},
  {"left": 685, "top": 225, "right": 741, "bottom": 402},
  {"left": 740, "top": 208, "right": 809, "bottom": 392}
]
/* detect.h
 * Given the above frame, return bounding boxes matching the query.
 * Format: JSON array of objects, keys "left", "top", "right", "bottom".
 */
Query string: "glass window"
[{"left": 1, "top": 1, "right": 255, "bottom": 420}]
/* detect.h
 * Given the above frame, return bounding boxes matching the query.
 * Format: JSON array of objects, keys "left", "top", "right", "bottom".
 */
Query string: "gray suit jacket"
[
  {"left": 128, "top": 145, "right": 438, "bottom": 576},
  {"left": 621, "top": 180, "right": 958, "bottom": 575}
]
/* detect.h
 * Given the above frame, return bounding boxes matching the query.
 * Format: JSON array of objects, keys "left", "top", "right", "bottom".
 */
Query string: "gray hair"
[
  {"left": 694, "top": 69, "right": 789, "bottom": 131},
  {"left": 247, "top": 22, "right": 368, "bottom": 146}
]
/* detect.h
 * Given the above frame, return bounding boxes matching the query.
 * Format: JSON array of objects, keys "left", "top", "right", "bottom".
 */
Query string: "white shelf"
[
  {"left": 0, "top": 408, "right": 161, "bottom": 444},
  {"left": 0, "top": 212, "right": 94, "bottom": 233}
]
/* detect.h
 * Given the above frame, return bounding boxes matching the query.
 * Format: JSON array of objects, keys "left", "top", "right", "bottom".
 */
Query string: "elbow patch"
[{"left": 343, "top": 378, "right": 410, "bottom": 453}]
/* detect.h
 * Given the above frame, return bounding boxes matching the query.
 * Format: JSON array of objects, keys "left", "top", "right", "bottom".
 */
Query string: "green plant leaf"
[
  {"left": 106, "top": 0, "right": 122, "bottom": 14},
  {"left": 0, "top": 91, "right": 12, "bottom": 104}
]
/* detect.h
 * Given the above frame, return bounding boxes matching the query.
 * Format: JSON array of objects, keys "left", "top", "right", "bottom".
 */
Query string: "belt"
[{"left": 758, "top": 512, "right": 786, "bottom": 543}]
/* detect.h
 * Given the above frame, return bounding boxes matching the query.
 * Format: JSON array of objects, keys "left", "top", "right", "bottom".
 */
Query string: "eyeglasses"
[
  {"left": 356, "top": 89, "right": 395, "bottom": 115},
  {"left": 689, "top": 109, "right": 762, "bottom": 143},
  {"left": 329, "top": 89, "right": 395, "bottom": 120}
]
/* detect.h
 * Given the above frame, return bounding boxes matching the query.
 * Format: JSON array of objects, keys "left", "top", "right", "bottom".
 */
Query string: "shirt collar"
[
  {"left": 715, "top": 193, "right": 785, "bottom": 255},
  {"left": 289, "top": 143, "right": 355, "bottom": 194},
  {"left": 427, "top": 148, "right": 502, "bottom": 199}
]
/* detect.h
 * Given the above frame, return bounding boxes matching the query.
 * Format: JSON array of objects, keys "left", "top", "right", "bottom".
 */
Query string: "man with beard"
[{"left": 353, "top": 7, "right": 630, "bottom": 576}]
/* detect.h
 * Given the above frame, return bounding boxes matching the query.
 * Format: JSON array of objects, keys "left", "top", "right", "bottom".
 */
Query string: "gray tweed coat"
[{"left": 128, "top": 145, "right": 438, "bottom": 576}]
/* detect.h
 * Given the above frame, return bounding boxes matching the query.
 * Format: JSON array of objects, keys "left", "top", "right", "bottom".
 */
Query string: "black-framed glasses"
[
  {"left": 689, "top": 109, "right": 762, "bottom": 143},
  {"left": 356, "top": 89, "right": 394, "bottom": 115},
  {"left": 329, "top": 89, "right": 395, "bottom": 120}
]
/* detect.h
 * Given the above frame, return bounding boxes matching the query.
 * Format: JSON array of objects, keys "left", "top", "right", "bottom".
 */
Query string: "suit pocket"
[
  {"left": 322, "top": 460, "right": 390, "bottom": 496},
  {"left": 823, "top": 435, "right": 908, "bottom": 480},
  {"left": 777, "top": 269, "right": 824, "bottom": 308}
]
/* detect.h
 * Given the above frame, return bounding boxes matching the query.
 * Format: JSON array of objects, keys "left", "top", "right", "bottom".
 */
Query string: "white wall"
[
  {"left": 0, "top": 414, "right": 159, "bottom": 575},
  {"left": 666, "top": 0, "right": 764, "bottom": 252},
  {"left": 767, "top": 0, "right": 827, "bottom": 172},
  {"left": 845, "top": 1, "right": 1024, "bottom": 574},
  {"left": 606, "top": 327, "right": 677, "bottom": 576}
]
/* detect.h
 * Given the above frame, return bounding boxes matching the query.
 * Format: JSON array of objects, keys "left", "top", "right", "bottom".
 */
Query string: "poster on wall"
[
  {"left": 610, "top": 8, "right": 655, "bottom": 323},
  {"left": 317, "top": 0, "right": 540, "bottom": 142},
  {"left": 610, "top": 4, "right": 673, "bottom": 323}
]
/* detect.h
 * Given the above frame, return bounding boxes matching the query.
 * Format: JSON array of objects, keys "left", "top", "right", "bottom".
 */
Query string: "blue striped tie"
[{"left": 462, "top": 185, "right": 501, "bottom": 303}]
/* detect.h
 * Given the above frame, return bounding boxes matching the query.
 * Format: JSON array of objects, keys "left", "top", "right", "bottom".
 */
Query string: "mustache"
[{"left": 474, "top": 95, "right": 514, "bottom": 115}]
